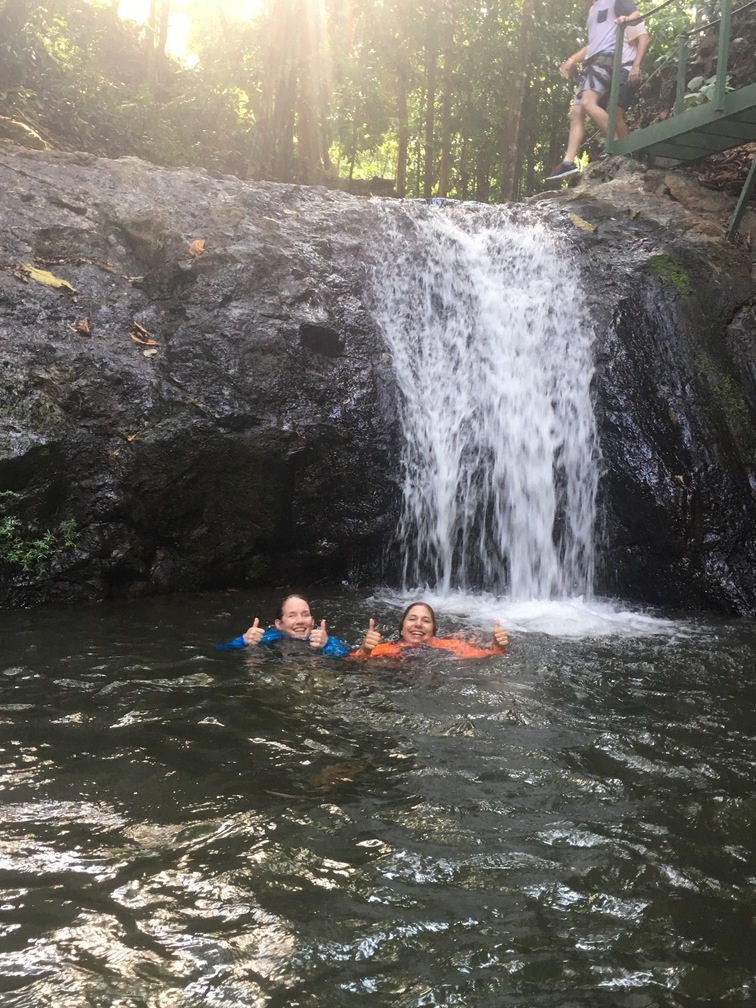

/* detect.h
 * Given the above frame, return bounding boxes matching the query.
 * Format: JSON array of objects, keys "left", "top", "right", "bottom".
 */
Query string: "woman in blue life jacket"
[{"left": 218, "top": 593, "right": 350, "bottom": 658}]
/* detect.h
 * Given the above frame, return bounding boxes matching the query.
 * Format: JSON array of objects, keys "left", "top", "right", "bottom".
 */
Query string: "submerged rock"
[{"left": 1, "top": 143, "right": 754, "bottom": 612}]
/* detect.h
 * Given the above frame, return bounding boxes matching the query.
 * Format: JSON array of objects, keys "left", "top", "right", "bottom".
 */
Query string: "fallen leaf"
[
  {"left": 143, "top": 348, "right": 158, "bottom": 358},
  {"left": 70, "top": 317, "right": 91, "bottom": 335},
  {"left": 188, "top": 239, "right": 206, "bottom": 257},
  {"left": 629, "top": 208, "right": 640, "bottom": 219},
  {"left": 130, "top": 320, "right": 158, "bottom": 346},
  {"left": 569, "top": 213, "right": 597, "bottom": 233},
  {"left": 130, "top": 332, "right": 158, "bottom": 346},
  {"left": 16, "top": 262, "right": 77, "bottom": 294},
  {"left": 307, "top": 759, "right": 367, "bottom": 790}
]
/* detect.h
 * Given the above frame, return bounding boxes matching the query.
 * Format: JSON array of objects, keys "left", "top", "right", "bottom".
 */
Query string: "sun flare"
[{"left": 117, "top": 0, "right": 265, "bottom": 61}]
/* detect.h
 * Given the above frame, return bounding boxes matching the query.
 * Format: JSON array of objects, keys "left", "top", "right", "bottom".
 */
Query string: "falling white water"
[{"left": 370, "top": 204, "right": 599, "bottom": 601}]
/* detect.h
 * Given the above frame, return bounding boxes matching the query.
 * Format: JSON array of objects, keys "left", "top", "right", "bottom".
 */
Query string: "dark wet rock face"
[
  {"left": 1, "top": 143, "right": 755, "bottom": 613},
  {"left": 552, "top": 165, "right": 756, "bottom": 614},
  {"left": 0, "top": 145, "right": 401, "bottom": 605},
  {"left": 594, "top": 276, "right": 755, "bottom": 613}
]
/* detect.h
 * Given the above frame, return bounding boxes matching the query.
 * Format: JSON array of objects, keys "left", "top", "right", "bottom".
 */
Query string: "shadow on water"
[{"left": 1, "top": 587, "right": 755, "bottom": 1007}]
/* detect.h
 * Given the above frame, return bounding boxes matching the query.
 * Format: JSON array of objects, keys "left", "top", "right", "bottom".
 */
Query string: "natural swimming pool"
[{"left": 1, "top": 587, "right": 754, "bottom": 1007}]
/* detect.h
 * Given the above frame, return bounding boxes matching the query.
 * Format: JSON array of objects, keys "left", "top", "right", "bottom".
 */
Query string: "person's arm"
[
  {"left": 216, "top": 634, "right": 248, "bottom": 650},
  {"left": 216, "top": 620, "right": 273, "bottom": 650},
  {"left": 348, "top": 641, "right": 403, "bottom": 661},
  {"left": 560, "top": 45, "right": 588, "bottom": 79},
  {"left": 306, "top": 618, "right": 350, "bottom": 658},
  {"left": 614, "top": 0, "right": 641, "bottom": 20},
  {"left": 321, "top": 635, "right": 350, "bottom": 658},
  {"left": 626, "top": 26, "right": 649, "bottom": 86}
]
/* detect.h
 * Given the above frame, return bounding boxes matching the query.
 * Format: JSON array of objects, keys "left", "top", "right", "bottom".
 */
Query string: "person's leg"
[
  {"left": 580, "top": 88, "right": 610, "bottom": 136},
  {"left": 563, "top": 100, "right": 587, "bottom": 165},
  {"left": 599, "top": 74, "right": 631, "bottom": 140},
  {"left": 545, "top": 92, "right": 587, "bottom": 177}
]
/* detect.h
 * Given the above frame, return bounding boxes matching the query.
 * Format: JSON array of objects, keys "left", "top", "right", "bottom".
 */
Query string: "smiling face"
[
  {"left": 399, "top": 604, "right": 436, "bottom": 645},
  {"left": 274, "top": 595, "right": 315, "bottom": 639}
]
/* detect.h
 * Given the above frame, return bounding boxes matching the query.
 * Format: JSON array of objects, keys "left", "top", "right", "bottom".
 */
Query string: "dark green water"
[{"left": 1, "top": 588, "right": 754, "bottom": 1007}]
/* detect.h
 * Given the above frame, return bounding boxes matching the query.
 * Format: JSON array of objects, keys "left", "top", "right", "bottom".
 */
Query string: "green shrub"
[{"left": 0, "top": 516, "right": 78, "bottom": 577}]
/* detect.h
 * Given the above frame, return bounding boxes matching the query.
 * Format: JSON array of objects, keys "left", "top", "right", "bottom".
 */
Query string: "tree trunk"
[
  {"left": 255, "top": 0, "right": 329, "bottom": 183},
  {"left": 437, "top": 46, "right": 454, "bottom": 198},
  {"left": 500, "top": 0, "right": 537, "bottom": 201},
  {"left": 475, "top": 155, "right": 490, "bottom": 202},
  {"left": 522, "top": 86, "right": 537, "bottom": 196},
  {"left": 148, "top": 0, "right": 170, "bottom": 90},
  {"left": 547, "top": 84, "right": 565, "bottom": 171},
  {"left": 296, "top": 0, "right": 325, "bottom": 184},
  {"left": 396, "top": 66, "right": 409, "bottom": 198},
  {"left": 459, "top": 136, "right": 470, "bottom": 200},
  {"left": 422, "top": 41, "right": 438, "bottom": 198}
]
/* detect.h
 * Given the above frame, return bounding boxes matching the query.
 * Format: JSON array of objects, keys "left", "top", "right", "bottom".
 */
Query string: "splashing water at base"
[
  {"left": 371, "top": 204, "right": 598, "bottom": 601},
  {"left": 369, "top": 586, "right": 684, "bottom": 639}
]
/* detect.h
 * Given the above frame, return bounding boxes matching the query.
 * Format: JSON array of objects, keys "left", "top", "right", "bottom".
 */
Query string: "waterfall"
[{"left": 370, "top": 204, "right": 599, "bottom": 601}]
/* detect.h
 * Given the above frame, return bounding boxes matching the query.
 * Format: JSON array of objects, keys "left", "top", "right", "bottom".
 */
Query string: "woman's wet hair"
[
  {"left": 399, "top": 602, "right": 437, "bottom": 637},
  {"left": 275, "top": 594, "right": 310, "bottom": 621}
]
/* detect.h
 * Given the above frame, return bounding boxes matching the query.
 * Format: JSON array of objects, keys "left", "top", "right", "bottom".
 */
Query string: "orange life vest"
[{"left": 349, "top": 636, "right": 505, "bottom": 661}]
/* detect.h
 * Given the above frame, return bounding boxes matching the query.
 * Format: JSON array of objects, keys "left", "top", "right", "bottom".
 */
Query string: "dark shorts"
[{"left": 598, "top": 68, "right": 635, "bottom": 111}]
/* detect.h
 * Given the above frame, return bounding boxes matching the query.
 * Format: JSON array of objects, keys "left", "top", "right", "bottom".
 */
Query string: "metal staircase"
[{"left": 604, "top": 0, "right": 756, "bottom": 239}]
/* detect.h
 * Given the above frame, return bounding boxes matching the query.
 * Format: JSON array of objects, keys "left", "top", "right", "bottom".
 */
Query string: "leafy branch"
[
  {"left": 0, "top": 516, "right": 78, "bottom": 577},
  {"left": 684, "top": 73, "right": 734, "bottom": 108}
]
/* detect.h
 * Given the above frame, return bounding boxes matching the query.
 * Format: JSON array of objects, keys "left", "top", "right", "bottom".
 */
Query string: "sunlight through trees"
[{"left": 0, "top": 0, "right": 710, "bottom": 199}]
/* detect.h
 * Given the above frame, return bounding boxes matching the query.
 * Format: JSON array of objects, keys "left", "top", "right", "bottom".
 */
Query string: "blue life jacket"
[{"left": 216, "top": 627, "right": 349, "bottom": 658}]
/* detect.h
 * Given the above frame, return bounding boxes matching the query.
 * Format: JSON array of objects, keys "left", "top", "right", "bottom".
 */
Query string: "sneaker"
[{"left": 545, "top": 161, "right": 580, "bottom": 181}]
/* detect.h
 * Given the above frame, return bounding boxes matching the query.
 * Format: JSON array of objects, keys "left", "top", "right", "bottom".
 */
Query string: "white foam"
[{"left": 369, "top": 588, "right": 683, "bottom": 640}]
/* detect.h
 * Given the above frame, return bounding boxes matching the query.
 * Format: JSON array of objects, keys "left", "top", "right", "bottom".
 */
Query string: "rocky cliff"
[
  {"left": 553, "top": 160, "right": 756, "bottom": 613},
  {"left": 0, "top": 143, "right": 402, "bottom": 606},
  {"left": 1, "top": 142, "right": 754, "bottom": 612}
]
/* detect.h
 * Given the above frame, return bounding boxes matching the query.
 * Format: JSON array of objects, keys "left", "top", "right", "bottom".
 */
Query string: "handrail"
[
  {"left": 594, "top": 0, "right": 756, "bottom": 242},
  {"left": 678, "top": 0, "right": 756, "bottom": 38},
  {"left": 623, "top": 0, "right": 679, "bottom": 25},
  {"left": 623, "top": 0, "right": 756, "bottom": 33},
  {"left": 605, "top": 0, "right": 734, "bottom": 154}
]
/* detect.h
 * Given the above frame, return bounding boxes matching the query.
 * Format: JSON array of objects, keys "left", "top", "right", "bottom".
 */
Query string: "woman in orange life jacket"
[{"left": 350, "top": 602, "right": 508, "bottom": 661}]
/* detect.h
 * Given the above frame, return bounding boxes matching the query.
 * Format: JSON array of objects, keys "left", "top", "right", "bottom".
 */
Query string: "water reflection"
[{"left": 0, "top": 589, "right": 754, "bottom": 1007}]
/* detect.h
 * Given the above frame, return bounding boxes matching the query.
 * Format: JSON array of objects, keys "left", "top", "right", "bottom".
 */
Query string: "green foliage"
[
  {"left": 693, "top": 350, "right": 750, "bottom": 434},
  {"left": 0, "top": 0, "right": 712, "bottom": 199},
  {"left": 0, "top": 515, "right": 78, "bottom": 577},
  {"left": 646, "top": 255, "right": 694, "bottom": 297},
  {"left": 684, "top": 73, "right": 734, "bottom": 107}
]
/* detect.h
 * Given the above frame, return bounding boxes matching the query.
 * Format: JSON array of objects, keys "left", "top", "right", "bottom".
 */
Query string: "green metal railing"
[
  {"left": 603, "top": 0, "right": 756, "bottom": 239},
  {"left": 605, "top": 0, "right": 737, "bottom": 146}
]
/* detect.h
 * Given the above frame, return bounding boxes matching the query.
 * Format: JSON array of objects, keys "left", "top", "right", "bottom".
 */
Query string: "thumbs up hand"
[
  {"left": 493, "top": 619, "right": 509, "bottom": 651},
  {"left": 309, "top": 618, "right": 328, "bottom": 651},
  {"left": 243, "top": 617, "right": 264, "bottom": 647},
  {"left": 361, "top": 618, "right": 382, "bottom": 654}
]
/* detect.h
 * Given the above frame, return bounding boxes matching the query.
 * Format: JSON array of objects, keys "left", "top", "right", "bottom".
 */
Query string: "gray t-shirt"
[{"left": 585, "top": 0, "right": 638, "bottom": 65}]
